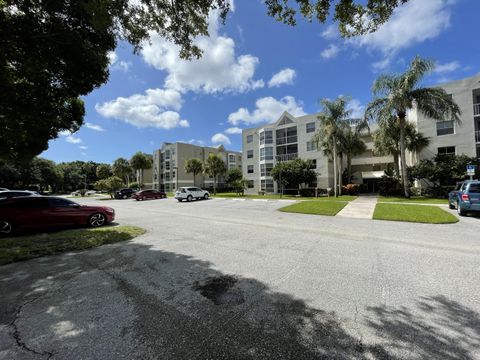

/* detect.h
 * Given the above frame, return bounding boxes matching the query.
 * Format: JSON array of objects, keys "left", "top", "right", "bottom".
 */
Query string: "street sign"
[{"left": 467, "top": 165, "right": 476, "bottom": 176}]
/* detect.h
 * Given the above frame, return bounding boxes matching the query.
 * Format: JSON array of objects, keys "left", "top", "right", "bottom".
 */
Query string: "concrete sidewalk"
[{"left": 336, "top": 195, "right": 378, "bottom": 219}]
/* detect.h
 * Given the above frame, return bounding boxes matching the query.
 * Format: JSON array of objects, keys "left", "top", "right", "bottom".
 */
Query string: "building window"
[
  {"left": 247, "top": 165, "right": 254, "bottom": 174},
  {"left": 247, "top": 150, "right": 253, "bottom": 159},
  {"left": 306, "top": 122, "right": 315, "bottom": 133},
  {"left": 165, "top": 150, "right": 170, "bottom": 160},
  {"left": 276, "top": 126, "right": 297, "bottom": 145},
  {"left": 306, "top": 141, "right": 317, "bottom": 151},
  {"left": 165, "top": 173, "right": 170, "bottom": 181},
  {"left": 247, "top": 135, "right": 253, "bottom": 143},
  {"left": 436, "top": 120, "right": 454, "bottom": 136},
  {"left": 309, "top": 159, "right": 317, "bottom": 169},
  {"left": 438, "top": 146, "right": 455, "bottom": 156},
  {"left": 260, "top": 147, "right": 273, "bottom": 161},
  {"left": 248, "top": 180, "right": 254, "bottom": 188},
  {"left": 261, "top": 179, "right": 274, "bottom": 192},
  {"left": 260, "top": 163, "right": 273, "bottom": 177},
  {"left": 264, "top": 130, "right": 273, "bottom": 144},
  {"left": 165, "top": 161, "right": 170, "bottom": 171},
  {"left": 228, "top": 154, "right": 236, "bottom": 162}
]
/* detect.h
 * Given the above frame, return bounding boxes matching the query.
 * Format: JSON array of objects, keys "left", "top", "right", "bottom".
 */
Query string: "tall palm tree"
[
  {"left": 373, "top": 120, "right": 430, "bottom": 177},
  {"left": 184, "top": 158, "right": 203, "bottom": 186},
  {"left": 204, "top": 154, "right": 226, "bottom": 195},
  {"left": 130, "top": 152, "right": 152, "bottom": 188},
  {"left": 340, "top": 126, "right": 368, "bottom": 183},
  {"left": 313, "top": 96, "right": 352, "bottom": 197},
  {"left": 365, "top": 56, "right": 461, "bottom": 197}
]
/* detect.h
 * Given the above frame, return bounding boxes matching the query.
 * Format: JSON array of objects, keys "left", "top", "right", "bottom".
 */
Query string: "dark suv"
[{"left": 114, "top": 188, "right": 135, "bottom": 199}]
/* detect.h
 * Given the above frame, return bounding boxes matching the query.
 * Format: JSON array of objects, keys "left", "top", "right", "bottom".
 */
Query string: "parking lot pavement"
[{"left": 1, "top": 197, "right": 480, "bottom": 359}]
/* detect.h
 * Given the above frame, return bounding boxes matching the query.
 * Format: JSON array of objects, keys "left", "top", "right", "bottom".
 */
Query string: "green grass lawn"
[
  {"left": 213, "top": 192, "right": 357, "bottom": 202},
  {"left": 278, "top": 201, "right": 348, "bottom": 216},
  {"left": 373, "top": 203, "right": 458, "bottom": 224},
  {"left": 378, "top": 196, "right": 448, "bottom": 205},
  {"left": 0, "top": 225, "right": 146, "bottom": 266}
]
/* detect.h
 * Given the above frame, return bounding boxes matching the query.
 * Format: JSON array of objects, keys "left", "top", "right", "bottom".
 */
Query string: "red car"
[
  {"left": 0, "top": 196, "right": 115, "bottom": 236},
  {"left": 132, "top": 189, "right": 167, "bottom": 201}
]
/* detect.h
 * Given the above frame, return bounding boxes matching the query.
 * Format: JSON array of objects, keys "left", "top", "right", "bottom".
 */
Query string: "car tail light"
[{"left": 461, "top": 194, "right": 470, "bottom": 202}]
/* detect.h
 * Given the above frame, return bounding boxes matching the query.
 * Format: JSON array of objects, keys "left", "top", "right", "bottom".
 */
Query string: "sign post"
[{"left": 466, "top": 164, "right": 476, "bottom": 180}]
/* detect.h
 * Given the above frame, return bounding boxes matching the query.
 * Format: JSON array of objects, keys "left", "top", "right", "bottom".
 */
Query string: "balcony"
[
  {"left": 276, "top": 153, "right": 298, "bottom": 162},
  {"left": 475, "top": 103, "right": 480, "bottom": 116},
  {"left": 476, "top": 130, "right": 480, "bottom": 143},
  {"left": 276, "top": 136, "right": 298, "bottom": 145}
]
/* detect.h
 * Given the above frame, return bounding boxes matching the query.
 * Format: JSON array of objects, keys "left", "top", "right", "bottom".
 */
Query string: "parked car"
[
  {"left": 452, "top": 180, "right": 480, "bottom": 216},
  {"left": 0, "top": 196, "right": 115, "bottom": 236},
  {"left": 448, "top": 182, "right": 464, "bottom": 209},
  {"left": 132, "top": 189, "right": 167, "bottom": 201},
  {"left": 0, "top": 190, "right": 38, "bottom": 200},
  {"left": 175, "top": 187, "right": 209, "bottom": 202},
  {"left": 114, "top": 188, "right": 135, "bottom": 199}
]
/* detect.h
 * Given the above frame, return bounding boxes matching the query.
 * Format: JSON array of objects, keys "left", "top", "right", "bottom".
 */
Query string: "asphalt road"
[{"left": 1, "top": 197, "right": 480, "bottom": 359}]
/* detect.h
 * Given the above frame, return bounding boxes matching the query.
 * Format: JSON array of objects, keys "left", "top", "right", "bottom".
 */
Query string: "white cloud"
[
  {"left": 65, "top": 135, "right": 82, "bottom": 144},
  {"left": 211, "top": 133, "right": 231, "bottom": 145},
  {"left": 58, "top": 130, "right": 72, "bottom": 137},
  {"left": 107, "top": 51, "right": 117, "bottom": 65},
  {"left": 85, "top": 122, "right": 104, "bottom": 132},
  {"left": 79, "top": 145, "right": 88, "bottom": 150},
  {"left": 372, "top": 58, "right": 391, "bottom": 71},
  {"left": 353, "top": 0, "right": 454, "bottom": 66},
  {"left": 321, "top": 44, "right": 340, "bottom": 59},
  {"left": 268, "top": 68, "right": 296, "bottom": 88},
  {"left": 111, "top": 60, "right": 132, "bottom": 73},
  {"left": 346, "top": 99, "right": 365, "bottom": 119},
  {"left": 225, "top": 127, "right": 242, "bottom": 134},
  {"left": 434, "top": 61, "right": 460, "bottom": 74},
  {"left": 228, "top": 96, "right": 306, "bottom": 125},
  {"left": 141, "top": 10, "right": 263, "bottom": 94},
  {"left": 321, "top": 25, "right": 338, "bottom": 40},
  {"left": 95, "top": 88, "right": 189, "bottom": 129}
]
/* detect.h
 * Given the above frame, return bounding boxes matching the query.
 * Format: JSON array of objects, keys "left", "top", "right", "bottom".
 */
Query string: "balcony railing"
[
  {"left": 476, "top": 130, "right": 480, "bottom": 143},
  {"left": 474, "top": 103, "right": 480, "bottom": 116},
  {"left": 276, "top": 153, "right": 298, "bottom": 162},
  {"left": 276, "top": 136, "right": 298, "bottom": 145}
]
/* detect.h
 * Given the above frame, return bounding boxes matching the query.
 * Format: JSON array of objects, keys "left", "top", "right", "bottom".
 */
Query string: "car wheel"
[
  {"left": 123, "top": 195, "right": 127, "bottom": 199},
  {"left": 89, "top": 213, "right": 106, "bottom": 227},
  {"left": 204, "top": 194, "right": 209, "bottom": 200},
  {"left": 142, "top": 196, "right": 146, "bottom": 201},
  {"left": 0, "top": 220, "right": 13, "bottom": 236},
  {"left": 187, "top": 195, "right": 193, "bottom": 202},
  {"left": 449, "top": 202, "right": 455, "bottom": 209},
  {"left": 177, "top": 199, "right": 183, "bottom": 202},
  {"left": 457, "top": 202, "right": 466, "bottom": 216}
]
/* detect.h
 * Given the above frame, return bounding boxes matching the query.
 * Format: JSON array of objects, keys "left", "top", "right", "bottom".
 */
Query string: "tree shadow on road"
[{"left": 1, "top": 242, "right": 479, "bottom": 359}]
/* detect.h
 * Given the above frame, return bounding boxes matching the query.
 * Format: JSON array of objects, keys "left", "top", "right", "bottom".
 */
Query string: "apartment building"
[
  {"left": 242, "top": 112, "right": 393, "bottom": 194},
  {"left": 409, "top": 74, "right": 480, "bottom": 161},
  {"left": 152, "top": 142, "right": 242, "bottom": 192}
]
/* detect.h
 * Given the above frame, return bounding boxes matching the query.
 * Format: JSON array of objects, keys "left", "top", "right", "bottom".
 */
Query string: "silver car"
[{"left": 175, "top": 187, "right": 209, "bottom": 202}]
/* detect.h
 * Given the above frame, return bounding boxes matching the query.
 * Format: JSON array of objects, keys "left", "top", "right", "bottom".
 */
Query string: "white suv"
[{"left": 175, "top": 187, "right": 210, "bottom": 202}]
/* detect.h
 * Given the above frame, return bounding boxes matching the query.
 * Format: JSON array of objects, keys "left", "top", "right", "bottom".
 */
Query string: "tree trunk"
[
  {"left": 193, "top": 172, "right": 196, "bottom": 187},
  {"left": 333, "top": 136, "right": 337, "bottom": 197},
  {"left": 393, "top": 153, "right": 400, "bottom": 178},
  {"left": 213, "top": 175, "right": 217, "bottom": 195},
  {"left": 338, "top": 153, "right": 343, "bottom": 195},
  {"left": 347, "top": 155, "right": 352, "bottom": 184},
  {"left": 398, "top": 114, "right": 409, "bottom": 198}
]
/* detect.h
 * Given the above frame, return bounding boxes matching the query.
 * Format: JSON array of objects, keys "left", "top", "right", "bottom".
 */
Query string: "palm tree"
[
  {"left": 204, "top": 154, "right": 226, "bottom": 195},
  {"left": 184, "top": 158, "right": 203, "bottom": 186},
  {"left": 373, "top": 120, "right": 430, "bottom": 177},
  {"left": 341, "top": 126, "right": 368, "bottom": 183},
  {"left": 130, "top": 152, "right": 152, "bottom": 188},
  {"left": 313, "top": 96, "right": 352, "bottom": 197},
  {"left": 112, "top": 157, "right": 132, "bottom": 186},
  {"left": 365, "top": 56, "right": 461, "bottom": 197}
]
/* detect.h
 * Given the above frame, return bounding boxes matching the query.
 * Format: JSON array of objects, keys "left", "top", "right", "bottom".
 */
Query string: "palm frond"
[
  {"left": 402, "top": 56, "right": 435, "bottom": 91},
  {"left": 410, "top": 87, "right": 462, "bottom": 123}
]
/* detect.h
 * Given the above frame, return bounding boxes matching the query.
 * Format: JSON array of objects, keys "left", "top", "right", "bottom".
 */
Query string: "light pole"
[{"left": 174, "top": 166, "right": 178, "bottom": 190}]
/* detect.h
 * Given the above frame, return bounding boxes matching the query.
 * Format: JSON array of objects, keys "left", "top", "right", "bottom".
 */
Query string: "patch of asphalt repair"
[{"left": 193, "top": 275, "right": 245, "bottom": 306}]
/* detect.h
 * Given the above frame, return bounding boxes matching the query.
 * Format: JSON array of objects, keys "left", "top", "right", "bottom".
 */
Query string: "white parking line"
[{"left": 252, "top": 199, "right": 269, "bottom": 202}]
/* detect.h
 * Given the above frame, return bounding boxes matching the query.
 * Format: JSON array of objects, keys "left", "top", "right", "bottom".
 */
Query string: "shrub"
[
  {"left": 342, "top": 183, "right": 360, "bottom": 195},
  {"left": 378, "top": 176, "right": 402, "bottom": 196},
  {"left": 299, "top": 188, "right": 315, "bottom": 197}
]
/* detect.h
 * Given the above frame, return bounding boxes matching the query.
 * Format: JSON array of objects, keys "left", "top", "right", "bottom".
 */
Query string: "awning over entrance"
[{"left": 361, "top": 171, "right": 385, "bottom": 179}]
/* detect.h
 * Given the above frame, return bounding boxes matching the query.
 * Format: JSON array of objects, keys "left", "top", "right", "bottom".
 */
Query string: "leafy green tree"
[
  {"left": 0, "top": 162, "right": 20, "bottom": 188},
  {"left": 204, "top": 154, "right": 226, "bottom": 194},
  {"left": 130, "top": 152, "right": 152, "bottom": 188},
  {"left": 365, "top": 57, "right": 461, "bottom": 197},
  {"left": 373, "top": 120, "right": 430, "bottom": 177},
  {"left": 225, "top": 168, "right": 243, "bottom": 187},
  {"left": 232, "top": 179, "right": 249, "bottom": 196},
  {"left": 112, "top": 158, "right": 133, "bottom": 186},
  {"left": 184, "top": 158, "right": 204, "bottom": 187},
  {"left": 96, "top": 164, "right": 112, "bottom": 180},
  {"left": 95, "top": 176, "right": 125, "bottom": 199},
  {"left": 312, "top": 96, "right": 352, "bottom": 197},
  {"left": 271, "top": 159, "right": 317, "bottom": 195}
]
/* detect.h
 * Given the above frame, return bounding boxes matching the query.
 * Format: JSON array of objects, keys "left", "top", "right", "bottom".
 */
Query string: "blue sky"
[{"left": 42, "top": 0, "right": 480, "bottom": 164}]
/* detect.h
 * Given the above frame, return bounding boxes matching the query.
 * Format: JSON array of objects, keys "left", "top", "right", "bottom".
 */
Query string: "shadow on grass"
[{"left": 0, "top": 242, "right": 478, "bottom": 359}]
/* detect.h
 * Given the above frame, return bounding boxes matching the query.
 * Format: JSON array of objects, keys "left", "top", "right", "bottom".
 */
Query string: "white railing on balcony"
[
  {"left": 276, "top": 153, "right": 298, "bottom": 162},
  {"left": 276, "top": 136, "right": 298, "bottom": 145},
  {"left": 474, "top": 103, "right": 480, "bottom": 116},
  {"left": 476, "top": 130, "right": 480, "bottom": 143}
]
